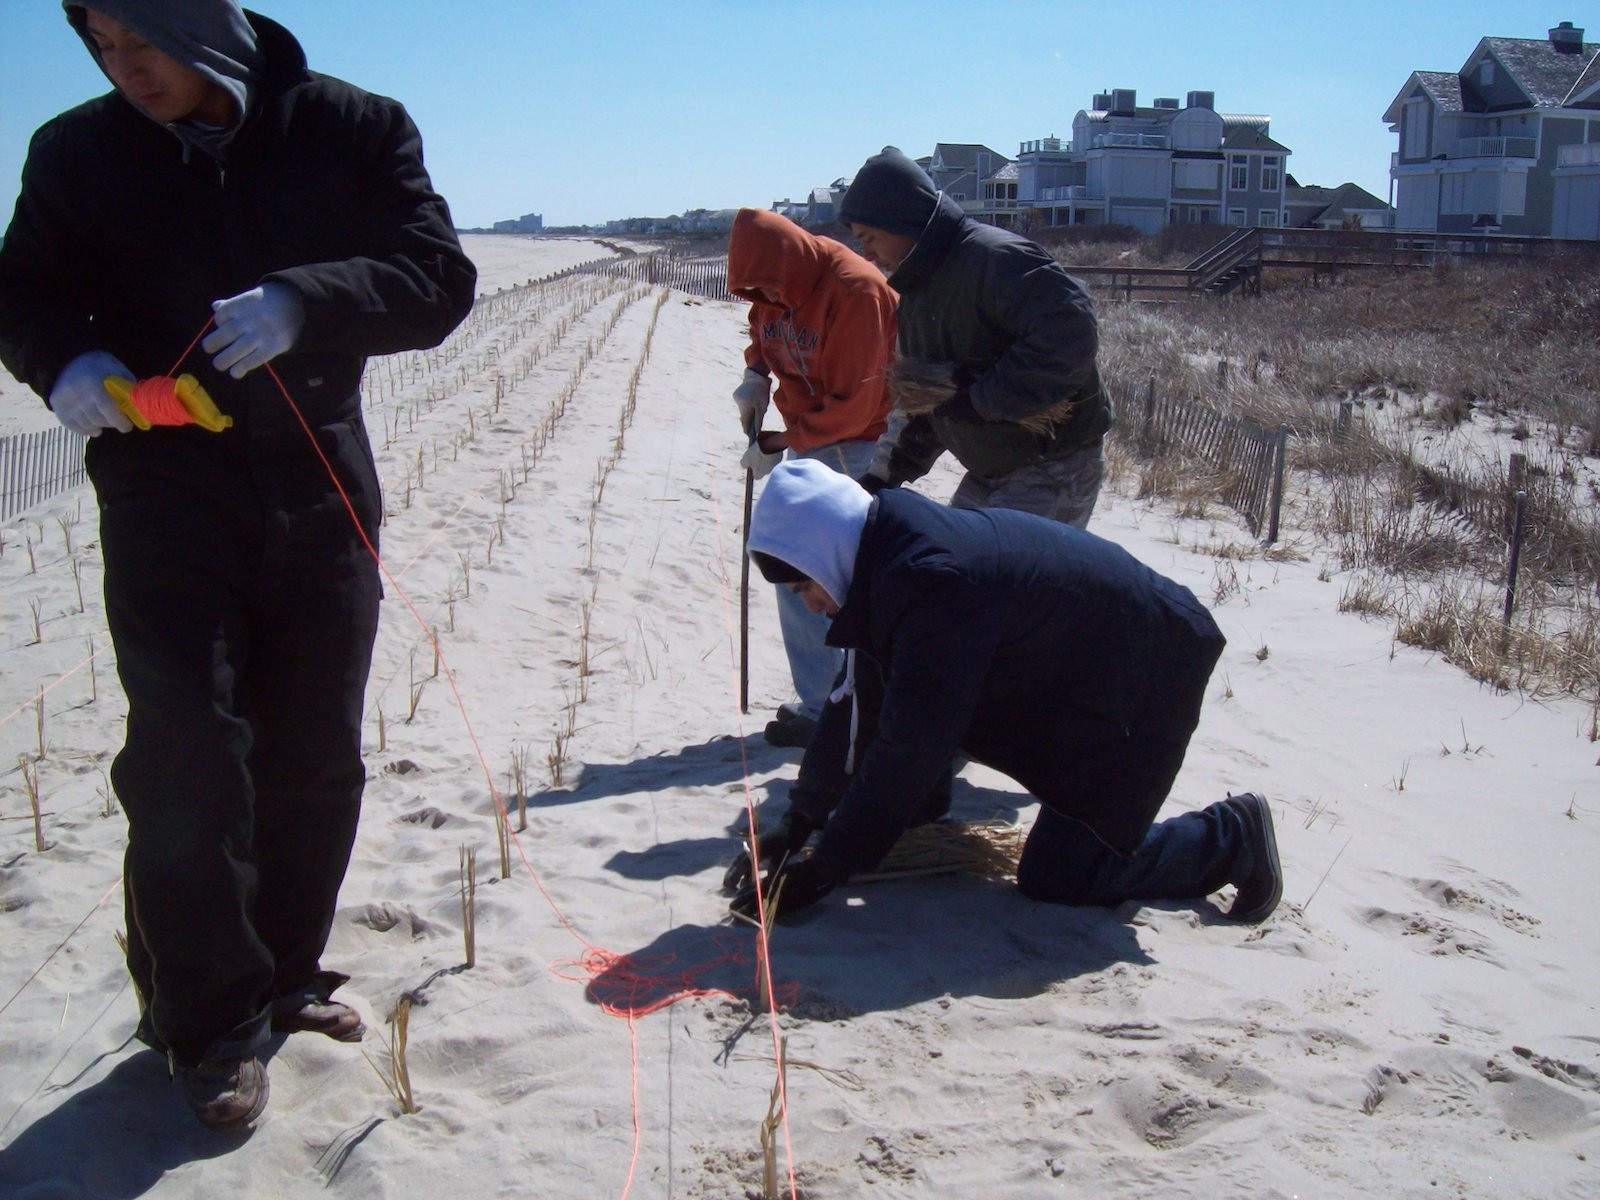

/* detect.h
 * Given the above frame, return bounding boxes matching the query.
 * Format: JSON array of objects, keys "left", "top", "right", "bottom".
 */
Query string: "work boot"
[
  {"left": 763, "top": 704, "right": 817, "bottom": 749},
  {"left": 1224, "top": 792, "right": 1283, "bottom": 923},
  {"left": 272, "top": 999, "right": 365, "bottom": 1042},
  {"left": 180, "top": 1055, "right": 269, "bottom": 1131}
]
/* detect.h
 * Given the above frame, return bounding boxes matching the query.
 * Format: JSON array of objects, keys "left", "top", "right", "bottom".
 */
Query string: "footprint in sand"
[
  {"left": 1355, "top": 906, "right": 1502, "bottom": 966},
  {"left": 1408, "top": 876, "right": 1542, "bottom": 936}
]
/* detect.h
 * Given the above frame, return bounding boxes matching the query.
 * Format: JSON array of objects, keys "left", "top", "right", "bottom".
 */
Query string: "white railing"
[
  {"left": 1038, "top": 185, "right": 1105, "bottom": 202},
  {"left": 1558, "top": 142, "right": 1600, "bottom": 167},
  {"left": 1453, "top": 136, "right": 1537, "bottom": 159},
  {"left": 1092, "top": 133, "right": 1169, "bottom": 150}
]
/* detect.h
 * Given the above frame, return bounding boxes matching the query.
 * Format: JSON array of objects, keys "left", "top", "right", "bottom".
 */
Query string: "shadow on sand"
[
  {"left": 0, "top": 1041, "right": 284, "bottom": 1198},
  {"left": 586, "top": 873, "right": 1187, "bottom": 1028}
]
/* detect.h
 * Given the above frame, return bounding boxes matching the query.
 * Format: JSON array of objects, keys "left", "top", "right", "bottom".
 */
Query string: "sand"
[{"left": 0, "top": 236, "right": 1597, "bottom": 1199}]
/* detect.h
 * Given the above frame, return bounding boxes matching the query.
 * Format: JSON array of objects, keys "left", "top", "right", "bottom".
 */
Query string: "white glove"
[
  {"left": 740, "top": 439, "right": 784, "bottom": 480},
  {"left": 48, "top": 351, "right": 136, "bottom": 436},
  {"left": 732, "top": 367, "right": 771, "bottom": 434},
  {"left": 203, "top": 282, "right": 305, "bottom": 379}
]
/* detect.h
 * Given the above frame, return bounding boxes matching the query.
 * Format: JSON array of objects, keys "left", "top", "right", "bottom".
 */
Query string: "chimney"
[
  {"left": 1549, "top": 20, "right": 1584, "bottom": 52},
  {"left": 1186, "top": 90, "right": 1215, "bottom": 111},
  {"left": 1111, "top": 88, "right": 1136, "bottom": 115},
  {"left": 1091, "top": 92, "right": 1111, "bottom": 112},
  {"left": 1154, "top": 97, "right": 1180, "bottom": 110}
]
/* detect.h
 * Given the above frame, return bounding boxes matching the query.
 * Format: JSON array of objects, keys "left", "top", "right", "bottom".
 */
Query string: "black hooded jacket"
[
  {"left": 797, "top": 487, "right": 1224, "bottom": 876},
  {"left": 841, "top": 149, "right": 1110, "bottom": 484},
  {"left": 0, "top": 10, "right": 475, "bottom": 439}
]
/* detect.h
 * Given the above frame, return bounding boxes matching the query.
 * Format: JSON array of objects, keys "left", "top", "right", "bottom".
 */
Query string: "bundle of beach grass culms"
[
  {"left": 888, "top": 355, "right": 1079, "bottom": 435},
  {"left": 856, "top": 820, "right": 1027, "bottom": 884}
]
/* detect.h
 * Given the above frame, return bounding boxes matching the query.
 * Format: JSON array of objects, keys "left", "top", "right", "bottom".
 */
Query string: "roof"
[
  {"left": 809, "top": 188, "right": 834, "bottom": 206},
  {"left": 1222, "top": 125, "right": 1291, "bottom": 153},
  {"left": 990, "top": 162, "right": 1019, "bottom": 181},
  {"left": 1285, "top": 181, "right": 1393, "bottom": 224},
  {"left": 1382, "top": 71, "right": 1464, "bottom": 123},
  {"left": 1566, "top": 49, "right": 1600, "bottom": 102},
  {"left": 1386, "top": 35, "right": 1599, "bottom": 122},
  {"left": 1481, "top": 35, "right": 1598, "bottom": 107},
  {"left": 930, "top": 143, "right": 1012, "bottom": 171}
]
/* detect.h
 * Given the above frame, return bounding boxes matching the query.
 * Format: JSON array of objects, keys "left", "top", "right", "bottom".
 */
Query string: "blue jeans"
[
  {"left": 1016, "top": 801, "right": 1249, "bottom": 907},
  {"left": 773, "top": 439, "right": 879, "bottom": 719}
]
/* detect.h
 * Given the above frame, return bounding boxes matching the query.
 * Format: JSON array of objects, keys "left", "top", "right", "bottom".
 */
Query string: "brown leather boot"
[
  {"left": 180, "top": 1055, "right": 268, "bottom": 1131},
  {"left": 273, "top": 1000, "right": 365, "bottom": 1042}
]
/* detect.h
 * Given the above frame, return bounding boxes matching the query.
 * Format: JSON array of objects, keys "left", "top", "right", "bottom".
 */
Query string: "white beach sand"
[{"left": 0, "top": 236, "right": 1596, "bottom": 1199}]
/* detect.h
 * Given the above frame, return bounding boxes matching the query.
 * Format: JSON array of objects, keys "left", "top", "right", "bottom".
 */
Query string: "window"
[
  {"left": 1228, "top": 207, "right": 1247, "bottom": 225},
  {"left": 1403, "top": 97, "right": 1429, "bottom": 158},
  {"left": 1257, "top": 208, "right": 1279, "bottom": 227},
  {"left": 1173, "top": 160, "right": 1221, "bottom": 190},
  {"left": 1502, "top": 171, "right": 1527, "bottom": 217},
  {"left": 1229, "top": 155, "right": 1248, "bottom": 190},
  {"left": 1262, "top": 156, "right": 1281, "bottom": 192},
  {"left": 1478, "top": 59, "right": 1495, "bottom": 88}
]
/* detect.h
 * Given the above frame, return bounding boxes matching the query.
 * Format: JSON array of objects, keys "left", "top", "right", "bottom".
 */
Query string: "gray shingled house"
[
  {"left": 1013, "top": 89, "right": 1290, "bottom": 233},
  {"left": 1283, "top": 178, "right": 1395, "bottom": 229},
  {"left": 1385, "top": 20, "right": 1600, "bottom": 238}
]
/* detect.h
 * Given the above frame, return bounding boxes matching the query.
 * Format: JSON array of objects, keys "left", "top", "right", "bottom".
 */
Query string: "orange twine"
[{"left": 126, "top": 377, "right": 194, "bottom": 426}]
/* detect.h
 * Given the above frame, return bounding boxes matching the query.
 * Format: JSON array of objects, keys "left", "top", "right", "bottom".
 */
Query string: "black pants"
[{"left": 90, "top": 415, "right": 381, "bottom": 1065}]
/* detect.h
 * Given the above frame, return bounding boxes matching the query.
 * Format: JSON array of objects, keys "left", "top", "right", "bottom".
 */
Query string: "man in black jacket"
[
  {"left": 725, "top": 461, "right": 1282, "bottom": 928},
  {"left": 840, "top": 147, "right": 1110, "bottom": 530},
  {"left": 0, "top": 1, "right": 475, "bottom": 1129}
]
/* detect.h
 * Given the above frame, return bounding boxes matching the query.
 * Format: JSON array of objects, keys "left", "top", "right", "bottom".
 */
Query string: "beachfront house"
[
  {"left": 1283, "top": 179, "right": 1395, "bottom": 229},
  {"left": 1385, "top": 21, "right": 1600, "bottom": 238},
  {"left": 1015, "top": 89, "right": 1290, "bottom": 232}
]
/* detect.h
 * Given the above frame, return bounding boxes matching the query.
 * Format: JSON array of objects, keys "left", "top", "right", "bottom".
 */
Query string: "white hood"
[{"left": 748, "top": 460, "right": 872, "bottom": 606}]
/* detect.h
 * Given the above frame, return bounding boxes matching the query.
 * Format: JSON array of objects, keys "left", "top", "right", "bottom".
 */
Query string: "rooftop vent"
[
  {"left": 1154, "top": 97, "right": 1180, "bottom": 110},
  {"left": 1186, "top": 90, "right": 1216, "bottom": 111},
  {"left": 1091, "top": 93, "right": 1111, "bottom": 112},
  {"left": 1111, "top": 88, "right": 1137, "bottom": 115},
  {"left": 1549, "top": 20, "right": 1585, "bottom": 51}
]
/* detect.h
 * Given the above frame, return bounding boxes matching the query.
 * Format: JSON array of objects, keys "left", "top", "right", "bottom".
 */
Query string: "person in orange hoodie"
[{"left": 727, "top": 207, "right": 895, "bottom": 747}]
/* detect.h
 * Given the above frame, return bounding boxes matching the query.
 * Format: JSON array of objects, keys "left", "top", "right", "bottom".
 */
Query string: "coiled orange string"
[{"left": 125, "top": 377, "right": 194, "bottom": 426}]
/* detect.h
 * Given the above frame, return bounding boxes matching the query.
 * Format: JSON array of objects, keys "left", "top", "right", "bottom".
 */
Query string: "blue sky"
[{"left": 0, "top": 1, "right": 1583, "bottom": 228}]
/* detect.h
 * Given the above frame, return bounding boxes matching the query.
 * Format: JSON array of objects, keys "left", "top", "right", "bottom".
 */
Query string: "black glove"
[
  {"left": 729, "top": 851, "right": 840, "bottom": 922},
  {"left": 722, "top": 811, "right": 815, "bottom": 893},
  {"left": 857, "top": 473, "right": 888, "bottom": 496},
  {"left": 935, "top": 390, "right": 984, "bottom": 423}
]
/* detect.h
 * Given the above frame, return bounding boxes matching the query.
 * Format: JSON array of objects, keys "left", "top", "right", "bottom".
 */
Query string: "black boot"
[{"left": 1222, "top": 793, "right": 1283, "bottom": 923}]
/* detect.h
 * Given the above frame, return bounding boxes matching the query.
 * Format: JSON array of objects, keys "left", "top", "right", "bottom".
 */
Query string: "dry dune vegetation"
[{"left": 1089, "top": 252, "right": 1600, "bottom": 711}]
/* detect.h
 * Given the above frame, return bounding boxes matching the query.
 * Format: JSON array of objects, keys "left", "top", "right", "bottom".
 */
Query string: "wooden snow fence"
[
  {"left": 0, "top": 426, "right": 88, "bottom": 523},
  {"left": 1127, "top": 377, "right": 1289, "bottom": 542}
]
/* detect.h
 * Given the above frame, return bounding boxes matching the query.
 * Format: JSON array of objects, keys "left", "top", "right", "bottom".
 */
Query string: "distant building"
[
  {"left": 1283, "top": 178, "right": 1395, "bottom": 229},
  {"left": 1014, "top": 89, "right": 1291, "bottom": 233},
  {"left": 1384, "top": 21, "right": 1600, "bottom": 238},
  {"left": 492, "top": 211, "right": 544, "bottom": 234}
]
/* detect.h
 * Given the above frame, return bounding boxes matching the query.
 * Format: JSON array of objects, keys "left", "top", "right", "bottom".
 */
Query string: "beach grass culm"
[
  {"left": 509, "top": 745, "right": 530, "bottom": 832},
  {"left": 35, "top": 687, "right": 45, "bottom": 759},
  {"left": 20, "top": 755, "right": 44, "bottom": 852},
  {"left": 857, "top": 820, "right": 1028, "bottom": 884},
  {"left": 493, "top": 791, "right": 511, "bottom": 880},
  {"left": 459, "top": 846, "right": 477, "bottom": 969},
  {"left": 364, "top": 996, "right": 420, "bottom": 1116},
  {"left": 759, "top": 1035, "right": 790, "bottom": 1200}
]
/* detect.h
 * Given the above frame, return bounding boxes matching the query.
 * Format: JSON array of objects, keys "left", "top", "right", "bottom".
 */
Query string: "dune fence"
[
  {"left": 556, "top": 252, "right": 734, "bottom": 302},
  {"left": 1119, "top": 376, "right": 1290, "bottom": 542},
  {"left": 1, "top": 426, "right": 88, "bottom": 523}
]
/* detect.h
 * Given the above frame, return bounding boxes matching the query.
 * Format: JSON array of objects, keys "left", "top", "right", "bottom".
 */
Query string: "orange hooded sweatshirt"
[{"left": 727, "top": 208, "right": 895, "bottom": 453}]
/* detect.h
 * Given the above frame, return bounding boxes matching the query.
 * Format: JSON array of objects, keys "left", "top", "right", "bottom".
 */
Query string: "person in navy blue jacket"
[{"left": 725, "top": 459, "right": 1282, "bottom": 923}]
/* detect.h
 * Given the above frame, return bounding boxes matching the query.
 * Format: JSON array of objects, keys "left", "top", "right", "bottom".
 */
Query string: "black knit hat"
[
  {"left": 839, "top": 146, "right": 939, "bottom": 239},
  {"left": 750, "top": 550, "right": 808, "bottom": 585}
]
